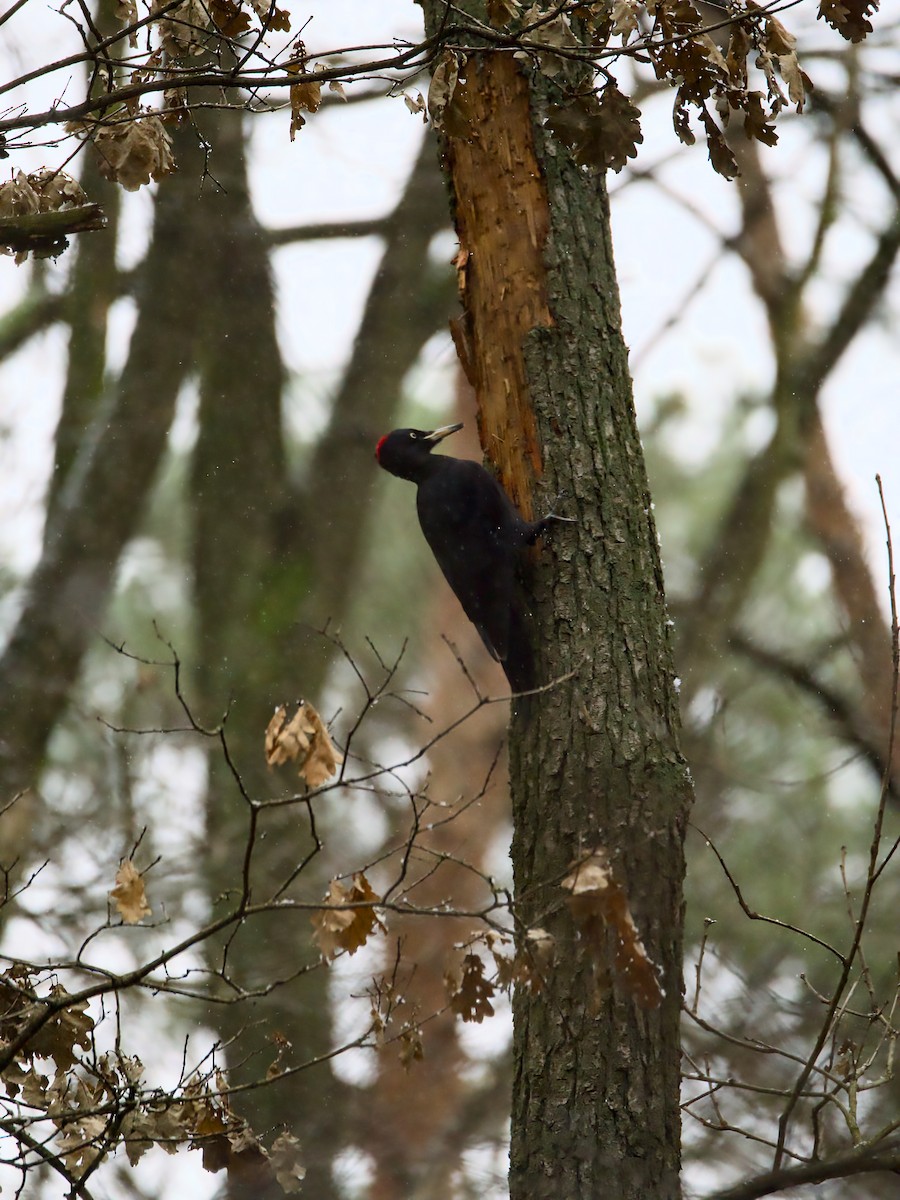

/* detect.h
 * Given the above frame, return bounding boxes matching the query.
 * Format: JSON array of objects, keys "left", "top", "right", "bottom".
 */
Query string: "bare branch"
[{"left": 705, "top": 1142, "right": 900, "bottom": 1200}]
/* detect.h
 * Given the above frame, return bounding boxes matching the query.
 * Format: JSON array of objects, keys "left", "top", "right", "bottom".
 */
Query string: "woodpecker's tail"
[{"left": 502, "top": 599, "right": 536, "bottom": 696}]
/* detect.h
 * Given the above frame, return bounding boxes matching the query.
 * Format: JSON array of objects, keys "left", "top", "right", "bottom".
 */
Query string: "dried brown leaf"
[
  {"left": 817, "top": 0, "right": 878, "bottom": 43},
  {"left": 264, "top": 702, "right": 342, "bottom": 786},
  {"left": 28, "top": 170, "right": 88, "bottom": 212},
  {"left": 446, "top": 953, "right": 496, "bottom": 1023},
  {"left": 84, "top": 115, "right": 176, "bottom": 191},
  {"left": 485, "top": 931, "right": 518, "bottom": 989},
  {"left": 115, "top": 0, "right": 138, "bottom": 45},
  {"left": 0, "top": 171, "right": 41, "bottom": 217},
  {"left": 310, "top": 873, "right": 385, "bottom": 960},
  {"left": 289, "top": 81, "right": 321, "bottom": 140},
  {"left": 120, "top": 1109, "right": 159, "bottom": 1167},
  {"left": 142, "top": 1099, "right": 193, "bottom": 1156},
  {"left": 0, "top": 965, "right": 37, "bottom": 1047},
  {"left": 547, "top": 84, "right": 642, "bottom": 174},
  {"left": 29, "top": 989, "right": 94, "bottom": 1069},
  {"left": 19, "top": 1066, "right": 50, "bottom": 1108},
  {"left": 725, "top": 23, "right": 750, "bottom": 88},
  {"left": 487, "top": 0, "right": 520, "bottom": 26},
  {"left": 266, "top": 1031, "right": 291, "bottom": 1080},
  {"left": 673, "top": 94, "right": 695, "bottom": 145},
  {"left": 110, "top": 859, "right": 151, "bottom": 924},
  {"left": 398, "top": 1027, "right": 424, "bottom": 1069},
  {"left": 224, "top": 1126, "right": 272, "bottom": 1191},
  {"left": 612, "top": 0, "right": 642, "bottom": 38},
  {"left": 404, "top": 91, "right": 426, "bottom": 118},
  {"left": 742, "top": 90, "right": 778, "bottom": 146},
  {"left": 270, "top": 1133, "right": 306, "bottom": 1193},
  {"left": 652, "top": 0, "right": 720, "bottom": 101},
  {"left": 152, "top": 0, "right": 209, "bottom": 57},
  {"left": 57, "top": 1115, "right": 108, "bottom": 1177},
  {"left": 192, "top": 1101, "right": 229, "bottom": 1171},
  {"left": 162, "top": 87, "right": 190, "bottom": 126},
  {"left": 517, "top": 926, "right": 556, "bottom": 993},
  {"left": 700, "top": 108, "right": 739, "bottom": 179},
  {"left": 209, "top": 0, "right": 251, "bottom": 38},
  {"left": 762, "top": 10, "right": 796, "bottom": 55},
  {"left": 519, "top": 4, "right": 578, "bottom": 77},
  {"left": 778, "top": 53, "right": 810, "bottom": 112},
  {"left": 427, "top": 50, "right": 462, "bottom": 132}
]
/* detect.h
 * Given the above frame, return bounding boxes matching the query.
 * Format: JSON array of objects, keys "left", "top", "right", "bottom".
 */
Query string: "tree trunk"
[
  {"left": 418, "top": 11, "right": 693, "bottom": 1197},
  {"left": 0, "top": 120, "right": 217, "bottom": 868}
]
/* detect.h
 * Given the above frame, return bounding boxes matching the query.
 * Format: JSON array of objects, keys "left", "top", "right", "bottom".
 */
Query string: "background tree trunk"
[
  {"left": 188, "top": 112, "right": 457, "bottom": 1196},
  {"left": 0, "top": 120, "right": 216, "bottom": 873}
]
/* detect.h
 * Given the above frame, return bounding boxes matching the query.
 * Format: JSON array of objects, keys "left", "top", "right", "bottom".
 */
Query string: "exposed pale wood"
[{"left": 444, "top": 54, "right": 554, "bottom": 519}]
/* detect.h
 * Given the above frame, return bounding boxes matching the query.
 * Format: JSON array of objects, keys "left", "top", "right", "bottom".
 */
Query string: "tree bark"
[{"left": 418, "top": 12, "right": 692, "bottom": 1198}]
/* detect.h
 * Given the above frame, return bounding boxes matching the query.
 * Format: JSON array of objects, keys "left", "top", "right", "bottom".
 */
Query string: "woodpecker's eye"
[{"left": 409, "top": 432, "right": 418, "bottom": 440}]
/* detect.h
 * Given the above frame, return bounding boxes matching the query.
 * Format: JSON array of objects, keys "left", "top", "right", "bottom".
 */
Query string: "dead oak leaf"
[
  {"left": 119, "top": 1108, "right": 159, "bottom": 1167},
  {"left": 29, "top": 988, "right": 95, "bottom": 1070},
  {"left": 427, "top": 49, "right": 462, "bottom": 131},
  {"left": 547, "top": 84, "right": 642, "bottom": 174},
  {"left": 209, "top": 0, "right": 251, "bottom": 38},
  {"left": 270, "top": 1133, "right": 306, "bottom": 1194},
  {"left": 487, "top": 0, "right": 520, "bottom": 24},
  {"left": 817, "top": 0, "right": 878, "bottom": 43},
  {"left": 265, "top": 702, "right": 342, "bottom": 787},
  {"left": 518, "top": 3, "right": 578, "bottom": 77},
  {"left": 289, "top": 80, "right": 321, "bottom": 140},
  {"left": 404, "top": 91, "right": 426, "bottom": 118},
  {"left": 110, "top": 859, "right": 151, "bottom": 924},
  {"left": 725, "top": 22, "right": 751, "bottom": 88},
  {"left": 778, "top": 53, "right": 811, "bottom": 111},
  {"left": 484, "top": 930, "right": 518, "bottom": 989},
  {"left": 56, "top": 1115, "right": 108, "bottom": 1178},
  {"left": 115, "top": 0, "right": 139, "bottom": 45},
  {"left": 612, "top": 0, "right": 642, "bottom": 39},
  {"left": 0, "top": 171, "right": 41, "bottom": 217},
  {"left": 445, "top": 953, "right": 495, "bottom": 1023},
  {"left": 311, "top": 873, "right": 385, "bottom": 960},
  {"left": 83, "top": 115, "right": 176, "bottom": 191},
  {"left": 397, "top": 1027, "right": 424, "bottom": 1070},
  {"left": 742, "top": 90, "right": 778, "bottom": 147},
  {"left": 700, "top": 107, "right": 739, "bottom": 179}
]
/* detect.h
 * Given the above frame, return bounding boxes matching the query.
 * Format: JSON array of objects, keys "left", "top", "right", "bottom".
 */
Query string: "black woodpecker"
[{"left": 375, "top": 423, "right": 569, "bottom": 692}]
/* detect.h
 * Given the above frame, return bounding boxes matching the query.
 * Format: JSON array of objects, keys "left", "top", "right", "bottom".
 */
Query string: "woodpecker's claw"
[
  {"left": 528, "top": 493, "right": 578, "bottom": 543},
  {"left": 544, "top": 489, "right": 577, "bottom": 524}
]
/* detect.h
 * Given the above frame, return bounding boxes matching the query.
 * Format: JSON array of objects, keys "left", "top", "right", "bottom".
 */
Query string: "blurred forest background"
[{"left": 0, "top": 1, "right": 898, "bottom": 1197}]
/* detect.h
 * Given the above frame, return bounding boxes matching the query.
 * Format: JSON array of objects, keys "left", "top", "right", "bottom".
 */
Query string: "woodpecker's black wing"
[
  {"left": 375, "top": 425, "right": 539, "bottom": 691},
  {"left": 416, "top": 458, "right": 523, "bottom": 667}
]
